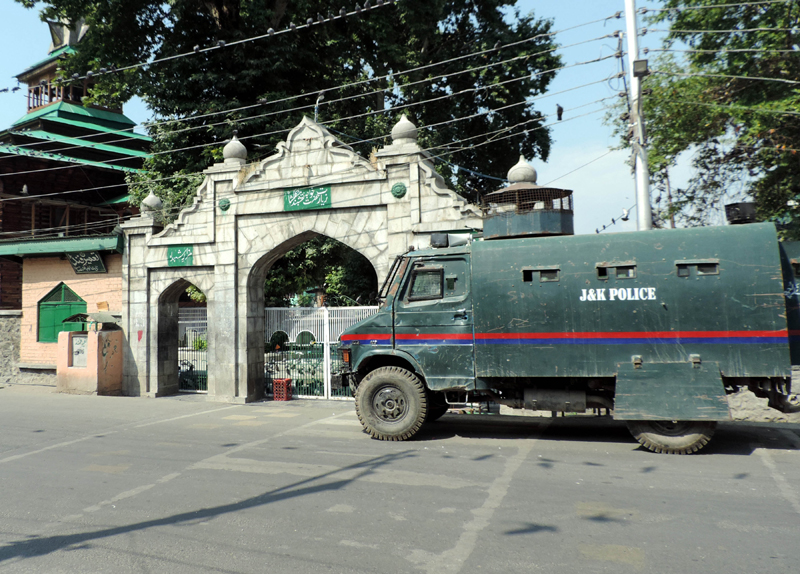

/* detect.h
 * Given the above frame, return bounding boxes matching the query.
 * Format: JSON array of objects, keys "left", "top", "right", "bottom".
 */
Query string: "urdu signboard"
[
  {"left": 167, "top": 245, "right": 194, "bottom": 267},
  {"left": 284, "top": 186, "right": 331, "bottom": 212},
  {"left": 66, "top": 251, "right": 107, "bottom": 274}
]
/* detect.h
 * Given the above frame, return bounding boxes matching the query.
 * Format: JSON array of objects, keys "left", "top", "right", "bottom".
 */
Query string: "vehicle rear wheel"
[
  {"left": 355, "top": 367, "right": 428, "bottom": 441},
  {"left": 426, "top": 391, "right": 449, "bottom": 422},
  {"left": 626, "top": 420, "right": 717, "bottom": 454}
]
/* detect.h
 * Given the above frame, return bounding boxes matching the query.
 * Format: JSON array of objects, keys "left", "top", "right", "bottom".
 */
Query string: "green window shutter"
[
  {"left": 38, "top": 284, "right": 87, "bottom": 343},
  {"left": 38, "top": 305, "right": 57, "bottom": 342}
]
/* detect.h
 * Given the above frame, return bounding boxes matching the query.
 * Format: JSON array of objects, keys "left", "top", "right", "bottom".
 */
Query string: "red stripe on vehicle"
[
  {"left": 476, "top": 330, "right": 787, "bottom": 340},
  {"left": 340, "top": 334, "right": 392, "bottom": 341},
  {"left": 395, "top": 333, "right": 473, "bottom": 340}
]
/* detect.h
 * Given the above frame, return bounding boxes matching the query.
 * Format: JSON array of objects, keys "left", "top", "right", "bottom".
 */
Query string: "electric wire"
[
  {"left": 4, "top": 33, "right": 620, "bottom": 157},
  {"left": 0, "top": 55, "right": 622, "bottom": 179},
  {"left": 0, "top": 92, "right": 618, "bottom": 210},
  {"left": 653, "top": 99, "right": 800, "bottom": 116},
  {"left": 4, "top": 21, "right": 624, "bottom": 156},
  {"left": 540, "top": 149, "right": 616, "bottom": 186},
  {"left": 647, "top": 47, "right": 798, "bottom": 54},
  {"left": 595, "top": 204, "right": 636, "bottom": 234},
  {"left": 643, "top": 26, "right": 799, "bottom": 34},
  {"left": 650, "top": 69, "right": 800, "bottom": 85},
  {"left": 3, "top": 104, "right": 618, "bottom": 241},
  {"left": 640, "top": 1, "right": 796, "bottom": 14},
  {"left": 55, "top": 0, "right": 399, "bottom": 83}
]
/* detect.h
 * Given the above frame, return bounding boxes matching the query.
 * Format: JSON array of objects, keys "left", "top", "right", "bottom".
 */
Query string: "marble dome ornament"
[
  {"left": 223, "top": 132, "right": 247, "bottom": 163},
  {"left": 391, "top": 115, "right": 418, "bottom": 145},
  {"left": 507, "top": 155, "right": 537, "bottom": 184},
  {"left": 140, "top": 190, "right": 162, "bottom": 213}
]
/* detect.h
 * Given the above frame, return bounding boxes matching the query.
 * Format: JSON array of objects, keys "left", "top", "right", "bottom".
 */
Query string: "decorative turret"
[
  {"left": 482, "top": 156, "right": 574, "bottom": 239},
  {"left": 140, "top": 191, "right": 163, "bottom": 214},
  {"left": 223, "top": 132, "right": 247, "bottom": 165},
  {"left": 507, "top": 155, "right": 538, "bottom": 184},
  {"left": 391, "top": 115, "right": 418, "bottom": 145}
]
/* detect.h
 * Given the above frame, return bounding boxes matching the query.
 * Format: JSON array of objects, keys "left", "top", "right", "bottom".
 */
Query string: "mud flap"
[{"left": 613, "top": 361, "right": 731, "bottom": 421}]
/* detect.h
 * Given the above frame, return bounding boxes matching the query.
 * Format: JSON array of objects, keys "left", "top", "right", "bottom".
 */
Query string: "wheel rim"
[
  {"left": 372, "top": 385, "right": 408, "bottom": 423},
  {"left": 647, "top": 420, "right": 697, "bottom": 436}
]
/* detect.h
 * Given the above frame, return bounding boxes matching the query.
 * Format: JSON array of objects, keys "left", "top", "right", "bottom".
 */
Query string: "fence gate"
[
  {"left": 265, "top": 306, "right": 379, "bottom": 399},
  {"left": 178, "top": 307, "right": 208, "bottom": 392}
]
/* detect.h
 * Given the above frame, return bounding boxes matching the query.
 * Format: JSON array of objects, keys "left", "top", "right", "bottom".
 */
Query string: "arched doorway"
[{"left": 254, "top": 234, "right": 379, "bottom": 399}]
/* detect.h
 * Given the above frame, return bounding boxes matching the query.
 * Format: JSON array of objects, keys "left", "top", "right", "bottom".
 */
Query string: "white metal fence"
[
  {"left": 265, "top": 306, "right": 378, "bottom": 399},
  {"left": 177, "top": 306, "right": 378, "bottom": 397},
  {"left": 178, "top": 307, "right": 208, "bottom": 392}
]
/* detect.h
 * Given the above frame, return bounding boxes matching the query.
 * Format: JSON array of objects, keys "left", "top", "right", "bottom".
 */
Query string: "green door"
[{"left": 394, "top": 255, "right": 475, "bottom": 390}]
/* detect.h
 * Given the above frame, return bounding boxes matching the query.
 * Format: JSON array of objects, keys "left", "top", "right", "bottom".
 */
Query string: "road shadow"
[
  {"left": 414, "top": 414, "right": 800, "bottom": 455},
  {"left": 415, "top": 414, "right": 633, "bottom": 446},
  {"left": 0, "top": 450, "right": 414, "bottom": 563}
]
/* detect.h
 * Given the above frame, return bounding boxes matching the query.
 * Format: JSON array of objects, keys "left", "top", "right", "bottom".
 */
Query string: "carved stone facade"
[{"left": 121, "top": 116, "right": 482, "bottom": 402}]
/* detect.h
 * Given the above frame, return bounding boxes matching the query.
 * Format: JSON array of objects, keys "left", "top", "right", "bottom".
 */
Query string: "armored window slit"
[
  {"left": 522, "top": 267, "right": 560, "bottom": 283},
  {"left": 615, "top": 265, "right": 636, "bottom": 279},
  {"left": 596, "top": 262, "right": 636, "bottom": 280},
  {"left": 539, "top": 269, "right": 559, "bottom": 282},
  {"left": 696, "top": 263, "right": 719, "bottom": 275},
  {"left": 675, "top": 259, "right": 720, "bottom": 278}
]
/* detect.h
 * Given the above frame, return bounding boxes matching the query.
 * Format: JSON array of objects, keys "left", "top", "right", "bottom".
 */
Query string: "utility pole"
[{"left": 624, "top": 0, "right": 653, "bottom": 231}]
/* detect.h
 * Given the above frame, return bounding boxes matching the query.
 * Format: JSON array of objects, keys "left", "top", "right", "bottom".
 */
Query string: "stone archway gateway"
[{"left": 121, "top": 116, "right": 483, "bottom": 402}]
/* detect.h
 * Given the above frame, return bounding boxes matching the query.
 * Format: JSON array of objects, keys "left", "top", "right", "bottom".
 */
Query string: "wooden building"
[{"left": 0, "top": 20, "right": 150, "bottom": 384}]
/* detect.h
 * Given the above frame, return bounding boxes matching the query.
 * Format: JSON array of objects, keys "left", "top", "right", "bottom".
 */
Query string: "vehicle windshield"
[{"left": 378, "top": 256, "right": 410, "bottom": 309}]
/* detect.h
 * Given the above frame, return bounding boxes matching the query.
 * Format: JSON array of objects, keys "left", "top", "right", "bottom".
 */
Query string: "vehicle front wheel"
[
  {"left": 355, "top": 367, "right": 428, "bottom": 441},
  {"left": 626, "top": 420, "right": 717, "bottom": 454}
]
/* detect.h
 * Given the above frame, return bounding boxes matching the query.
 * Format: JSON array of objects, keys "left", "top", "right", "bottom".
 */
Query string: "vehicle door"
[{"left": 394, "top": 255, "right": 475, "bottom": 390}]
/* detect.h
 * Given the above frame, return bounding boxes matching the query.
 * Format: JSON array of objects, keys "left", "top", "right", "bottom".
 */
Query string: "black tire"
[
  {"left": 426, "top": 391, "right": 449, "bottom": 422},
  {"left": 354, "top": 367, "right": 428, "bottom": 441},
  {"left": 626, "top": 420, "right": 717, "bottom": 454}
]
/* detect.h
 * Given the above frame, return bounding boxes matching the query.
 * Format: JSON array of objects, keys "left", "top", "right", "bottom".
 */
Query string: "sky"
[{"left": 0, "top": 1, "right": 690, "bottom": 235}]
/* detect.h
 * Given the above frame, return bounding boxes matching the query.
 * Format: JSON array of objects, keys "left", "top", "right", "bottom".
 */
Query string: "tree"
[
  {"left": 610, "top": 1, "right": 800, "bottom": 234},
  {"left": 19, "top": 0, "right": 561, "bottom": 207},
  {"left": 263, "top": 237, "right": 377, "bottom": 307},
  {"left": 19, "top": 0, "right": 563, "bottom": 305}
]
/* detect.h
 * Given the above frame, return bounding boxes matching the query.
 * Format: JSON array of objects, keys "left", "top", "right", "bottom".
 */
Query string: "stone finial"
[
  {"left": 507, "top": 155, "right": 537, "bottom": 184},
  {"left": 140, "top": 191, "right": 162, "bottom": 213},
  {"left": 391, "top": 115, "right": 418, "bottom": 145},
  {"left": 223, "top": 132, "right": 247, "bottom": 164}
]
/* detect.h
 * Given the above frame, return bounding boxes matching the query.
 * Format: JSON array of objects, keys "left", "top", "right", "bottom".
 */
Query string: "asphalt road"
[{"left": 1, "top": 384, "right": 799, "bottom": 574}]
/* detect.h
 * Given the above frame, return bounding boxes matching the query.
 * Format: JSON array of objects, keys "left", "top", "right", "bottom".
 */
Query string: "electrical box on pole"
[{"left": 624, "top": 0, "right": 653, "bottom": 231}]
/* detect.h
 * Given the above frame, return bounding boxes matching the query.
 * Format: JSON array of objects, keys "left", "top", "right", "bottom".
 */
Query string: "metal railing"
[
  {"left": 178, "top": 307, "right": 208, "bottom": 392},
  {"left": 266, "top": 306, "right": 378, "bottom": 399},
  {"left": 177, "top": 306, "right": 378, "bottom": 397}
]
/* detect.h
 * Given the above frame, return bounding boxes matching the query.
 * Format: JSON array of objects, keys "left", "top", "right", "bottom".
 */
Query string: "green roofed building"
[{"left": 0, "top": 19, "right": 150, "bottom": 384}]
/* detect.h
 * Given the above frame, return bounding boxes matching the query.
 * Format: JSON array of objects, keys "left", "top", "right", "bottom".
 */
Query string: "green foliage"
[
  {"left": 263, "top": 237, "right": 378, "bottom": 307},
  {"left": 19, "top": 0, "right": 560, "bottom": 206},
  {"left": 20, "top": 0, "right": 563, "bottom": 298},
  {"left": 192, "top": 337, "right": 207, "bottom": 351},
  {"left": 185, "top": 284, "right": 207, "bottom": 303},
  {"left": 608, "top": 1, "right": 800, "bottom": 234}
]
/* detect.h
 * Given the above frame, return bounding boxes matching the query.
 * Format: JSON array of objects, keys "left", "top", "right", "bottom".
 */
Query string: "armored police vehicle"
[{"left": 336, "top": 168, "right": 800, "bottom": 454}]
